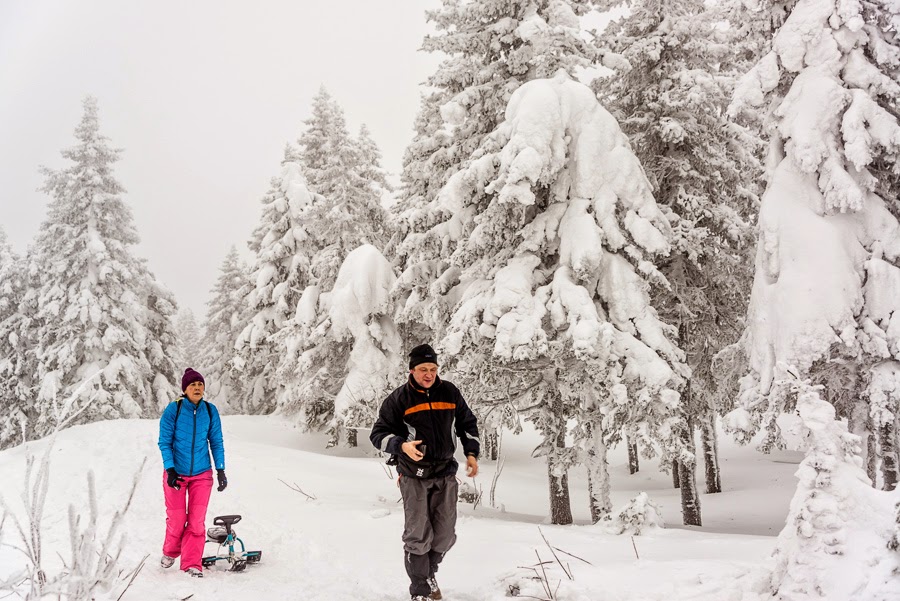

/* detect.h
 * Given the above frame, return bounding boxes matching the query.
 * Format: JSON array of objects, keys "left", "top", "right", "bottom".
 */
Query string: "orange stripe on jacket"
[{"left": 404, "top": 402, "right": 457, "bottom": 416}]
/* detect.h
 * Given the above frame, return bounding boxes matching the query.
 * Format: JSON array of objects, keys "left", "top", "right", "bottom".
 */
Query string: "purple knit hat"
[{"left": 181, "top": 367, "right": 205, "bottom": 392}]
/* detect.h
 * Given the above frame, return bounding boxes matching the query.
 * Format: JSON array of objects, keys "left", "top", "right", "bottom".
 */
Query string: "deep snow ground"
[{"left": 0, "top": 415, "right": 802, "bottom": 600}]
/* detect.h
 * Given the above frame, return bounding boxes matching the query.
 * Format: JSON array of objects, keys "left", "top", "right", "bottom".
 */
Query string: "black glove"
[
  {"left": 166, "top": 467, "right": 184, "bottom": 490},
  {"left": 216, "top": 469, "right": 228, "bottom": 492}
]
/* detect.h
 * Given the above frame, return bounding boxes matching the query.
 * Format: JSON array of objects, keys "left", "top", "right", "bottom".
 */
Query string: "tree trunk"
[
  {"left": 880, "top": 419, "right": 898, "bottom": 491},
  {"left": 585, "top": 422, "right": 611, "bottom": 523},
  {"left": 627, "top": 436, "right": 639, "bottom": 474},
  {"left": 700, "top": 412, "right": 722, "bottom": 494},
  {"left": 868, "top": 431, "right": 878, "bottom": 486},
  {"left": 889, "top": 494, "right": 900, "bottom": 551},
  {"left": 484, "top": 429, "right": 499, "bottom": 461},
  {"left": 848, "top": 400, "right": 874, "bottom": 486},
  {"left": 547, "top": 391, "right": 572, "bottom": 525},
  {"left": 672, "top": 460, "right": 681, "bottom": 488},
  {"left": 679, "top": 424, "right": 702, "bottom": 526}
]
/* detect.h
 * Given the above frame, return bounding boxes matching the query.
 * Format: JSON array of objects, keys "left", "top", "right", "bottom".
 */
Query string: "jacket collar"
[{"left": 407, "top": 374, "right": 442, "bottom": 395}]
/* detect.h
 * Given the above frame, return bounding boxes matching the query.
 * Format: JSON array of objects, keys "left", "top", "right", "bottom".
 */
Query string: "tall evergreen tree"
[
  {"left": 298, "top": 88, "right": 390, "bottom": 276},
  {"left": 269, "top": 94, "right": 394, "bottom": 436},
  {"left": 27, "top": 96, "right": 179, "bottom": 435},
  {"left": 0, "top": 228, "right": 28, "bottom": 447},
  {"left": 593, "top": 0, "right": 763, "bottom": 499},
  {"left": 728, "top": 0, "right": 900, "bottom": 492},
  {"left": 399, "top": 0, "right": 600, "bottom": 215},
  {"left": 404, "top": 73, "right": 690, "bottom": 525},
  {"left": 199, "top": 246, "right": 249, "bottom": 415},
  {"left": 393, "top": 0, "right": 608, "bottom": 472},
  {"left": 356, "top": 123, "right": 393, "bottom": 204},
  {"left": 235, "top": 147, "right": 321, "bottom": 414},
  {"left": 143, "top": 277, "right": 181, "bottom": 411},
  {"left": 175, "top": 307, "right": 201, "bottom": 368},
  {"left": 286, "top": 244, "right": 402, "bottom": 447}
]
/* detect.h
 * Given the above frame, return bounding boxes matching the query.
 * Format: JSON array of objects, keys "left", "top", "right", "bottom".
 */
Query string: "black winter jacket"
[{"left": 370, "top": 375, "right": 480, "bottom": 478}]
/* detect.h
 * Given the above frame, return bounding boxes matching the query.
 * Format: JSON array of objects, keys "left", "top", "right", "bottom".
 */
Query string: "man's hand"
[
  {"left": 401, "top": 440, "right": 425, "bottom": 461},
  {"left": 466, "top": 455, "right": 479, "bottom": 477}
]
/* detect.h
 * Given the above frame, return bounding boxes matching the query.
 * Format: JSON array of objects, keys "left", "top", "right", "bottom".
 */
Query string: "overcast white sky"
[{"left": 0, "top": 0, "right": 442, "bottom": 318}]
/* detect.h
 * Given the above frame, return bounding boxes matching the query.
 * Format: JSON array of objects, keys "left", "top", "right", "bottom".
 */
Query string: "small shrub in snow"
[
  {"left": 458, "top": 481, "right": 479, "bottom": 505},
  {"left": 771, "top": 379, "right": 900, "bottom": 600},
  {"left": 609, "top": 492, "right": 664, "bottom": 535}
]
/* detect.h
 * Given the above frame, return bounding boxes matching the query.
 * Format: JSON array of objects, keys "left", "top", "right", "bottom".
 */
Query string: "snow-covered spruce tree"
[
  {"left": 728, "top": 0, "right": 900, "bottom": 491},
  {"left": 410, "top": 73, "right": 689, "bottom": 525},
  {"left": 394, "top": 0, "right": 604, "bottom": 460},
  {"left": 291, "top": 244, "right": 402, "bottom": 447},
  {"left": 174, "top": 307, "right": 201, "bottom": 368},
  {"left": 235, "top": 147, "right": 321, "bottom": 414},
  {"left": 199, "top": 246, "right": 249, "bottom": 415},
  {"left": 399, "top": 0, "right": 600, "bottom": 214},
  {"left": 357, "top": 124, "right": 393, "bottom": 204},
  {"left": 26, "top": 96, "right": 179, "bottom": 434},
  {"left": 0, "top": 228, "right": 29, "bottom": 446},
  {"left": 143, "top": 277, "right": 181, "bottom": 412},
  {"left": 298, "top": 88, "right": 390, "bottom": 283},
  {"left": 273, "top": 95, "right": 393, "bottom": 437},
  {"left": 593, "top": 0, "right": 762, "bottom": 495},
  {"left": 770, "top": 377, "right": 900, "bottom": 600}
]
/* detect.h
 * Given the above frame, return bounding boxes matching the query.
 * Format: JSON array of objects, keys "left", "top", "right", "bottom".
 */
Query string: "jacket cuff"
[{"left": 385, "top": 436, "right": 403, "bottom": 456}]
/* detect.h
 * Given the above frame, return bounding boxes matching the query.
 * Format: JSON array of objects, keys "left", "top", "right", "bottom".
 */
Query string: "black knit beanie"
[{"left": 408, "top": 344, "right": 439, "bottom": 369}]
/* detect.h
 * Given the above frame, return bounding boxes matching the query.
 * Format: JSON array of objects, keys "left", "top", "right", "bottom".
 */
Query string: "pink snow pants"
[{"left": 162, "top": 469, "right": 213, "bottom": 572}]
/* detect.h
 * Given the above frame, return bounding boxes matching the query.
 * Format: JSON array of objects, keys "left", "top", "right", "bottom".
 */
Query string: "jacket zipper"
[
  {"left": 426, "top": 389, "right": 437, "bottom": 462},
  {"left": 190, "top": 404, "right": 197, "bottom": 476}
]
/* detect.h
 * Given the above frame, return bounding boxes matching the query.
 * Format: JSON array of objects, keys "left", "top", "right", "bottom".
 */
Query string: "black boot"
[
  {"left": 405, "top": 551, "right": 431, "bottom": 599},
  {"left": 427, "top": 550, "right": 444, "bottom": 599}
]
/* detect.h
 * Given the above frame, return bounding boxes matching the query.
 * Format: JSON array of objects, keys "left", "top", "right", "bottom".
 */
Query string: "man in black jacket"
[{"left": 370, "top": 344, "right": 480, "bottom": 601}]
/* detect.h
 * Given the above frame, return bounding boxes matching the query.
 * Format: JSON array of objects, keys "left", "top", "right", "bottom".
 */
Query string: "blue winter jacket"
[{"left": 158, "top": 397, "right": 225, "bottom": 476}]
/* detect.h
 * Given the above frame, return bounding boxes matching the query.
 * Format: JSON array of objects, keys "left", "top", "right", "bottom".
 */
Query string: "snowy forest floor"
[{"left": 0, "top": 416, "right": 803, "bottom": 600}]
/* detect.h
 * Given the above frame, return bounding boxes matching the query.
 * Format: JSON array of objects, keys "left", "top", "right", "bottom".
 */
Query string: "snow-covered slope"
[{"left": 0, "top": 416, "right": 802, "bottom": 600}]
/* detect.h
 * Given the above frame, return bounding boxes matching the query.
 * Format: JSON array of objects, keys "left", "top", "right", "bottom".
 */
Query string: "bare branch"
[
  {"left": 538, "top": 527, "right": 572, "bottom": 580},
  {"left": 277, "top": 478, "right": 317, "bottom": 500},
  {"left": 550, "top": 547, "right": 592, "bottom": 566},
  {"left": 535, "top": 550, "right": 554, "bottom": 599},
  {"left": 115, "top": 553, "right": 148, "bottom": 601}
]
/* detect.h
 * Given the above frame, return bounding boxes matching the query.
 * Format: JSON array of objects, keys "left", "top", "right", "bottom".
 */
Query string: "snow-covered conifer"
[
  {"left": 399, "top": 0, "right": 599, "bottom": 215},
  {"left": 27, "top": 96, "right": 179, "bottom": 434},
  {"left": 357, "top": 124, "right": 393, "bottom": 204},
  {"left": 728, "top": 0, "right": 900, "bottom": 491},
  {"left": 594, "top": 0, "right": 763, "bottom": 498},
  {"left": 407, "top": 73, "right": 689, "bottom": 524},
  {"left": 770, "top": 378, "right": 900, "bottom": 599},
  {"left": 235, "top": 147, "right": 321, "bottom": 414},
  {"left": 393, "top": 0, "right": 607, "bottom": 477},
  {"left": 199, "top": 246, "right": 249, "bottom": 414},
  {"left": 286, "top": 245, "right": 402, "bottom": 446},
  {"left": 298, "top": 88, "right": 390, "bottom": 277},
  {"left": 175, "top": 307, "right": 201, "bottom": 368},
  {"left": 142, "top": 278, "right": 181, "bottom": 411},
  {"left": 0, "top": 228, "right": 29, "bottom": 447}
]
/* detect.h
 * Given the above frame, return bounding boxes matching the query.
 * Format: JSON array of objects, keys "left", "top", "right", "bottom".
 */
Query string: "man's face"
[
  {"left": 185, "top": 381, "right": 204, "bottom": 403},
  {"left": 410, "top": 363, "right": 438, "bottom": 389}
]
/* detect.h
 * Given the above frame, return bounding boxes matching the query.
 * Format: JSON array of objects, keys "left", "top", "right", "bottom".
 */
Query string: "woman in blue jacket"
[{"left": 157, "top": 368, "right": 227, "bottom": 577}]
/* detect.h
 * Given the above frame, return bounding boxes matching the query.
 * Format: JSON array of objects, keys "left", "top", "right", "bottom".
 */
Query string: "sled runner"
[{"left": 201, "top": 514, "right": 262, "bottom": 572}]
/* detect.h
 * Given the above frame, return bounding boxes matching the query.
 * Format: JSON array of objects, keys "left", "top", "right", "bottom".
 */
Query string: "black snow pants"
[{"left": 399, "top": 474, "right": 458, "bottom": 597}]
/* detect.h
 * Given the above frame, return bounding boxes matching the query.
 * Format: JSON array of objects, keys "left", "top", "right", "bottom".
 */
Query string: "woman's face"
[{"left": 185, "top": 381, "right": 204, "bottom": 403}]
